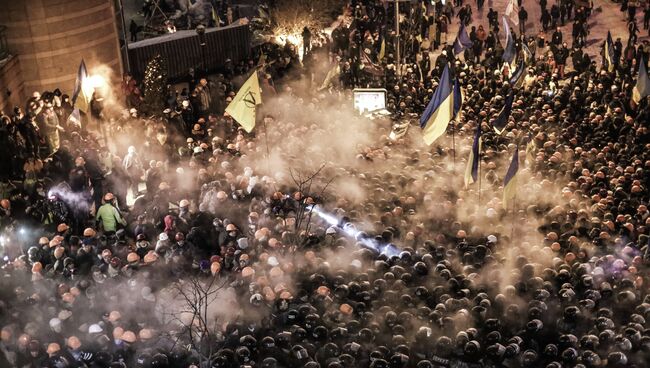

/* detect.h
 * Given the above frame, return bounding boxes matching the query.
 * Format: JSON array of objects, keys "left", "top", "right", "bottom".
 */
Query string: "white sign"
[{"left": 353, "top": 88, "right": 387, "bottom": 114}]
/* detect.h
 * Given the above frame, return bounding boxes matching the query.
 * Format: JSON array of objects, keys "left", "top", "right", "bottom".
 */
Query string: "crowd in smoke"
[{"left": 0, "top": 0, "right": 649, "bottom": 367}]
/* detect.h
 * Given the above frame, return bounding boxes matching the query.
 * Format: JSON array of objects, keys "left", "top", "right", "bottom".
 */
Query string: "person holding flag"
[{"left": 224, "top": 71, "right": 263, "bottom": 133}]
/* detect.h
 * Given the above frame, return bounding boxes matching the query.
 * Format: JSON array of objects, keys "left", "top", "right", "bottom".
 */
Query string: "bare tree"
[
  {"left": 161, "top": 275, "right": 229, "bottom": 366},
  {"left": 287, "top": 164, "right": 335, "bottom": 245},
  {"left": 269, "top": 0, "right": 346, "bottom": 35}
]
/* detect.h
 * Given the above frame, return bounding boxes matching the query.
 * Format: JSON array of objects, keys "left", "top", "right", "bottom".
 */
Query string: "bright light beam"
[{"left": 308, "top": 205, "right": 400, "bottom": 257}]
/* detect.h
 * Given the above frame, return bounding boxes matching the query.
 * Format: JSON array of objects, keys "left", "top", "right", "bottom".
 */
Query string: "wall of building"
[
  {"left": 0, "top": 55, "right": 25, "bottom": 114},
  {"left": 0, "top": 0, "right": 122, "bottom": 96}
]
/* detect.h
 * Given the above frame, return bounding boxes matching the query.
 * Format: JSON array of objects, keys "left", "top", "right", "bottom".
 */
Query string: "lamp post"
[
  {"left": 386, "top": 0, "right": 411, "bottom": 77},
  {"left": 195, "top": 25, "right": 207, "bottom": 76}
]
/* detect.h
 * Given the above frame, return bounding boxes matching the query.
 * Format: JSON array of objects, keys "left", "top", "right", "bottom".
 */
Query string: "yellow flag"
[{"left": 225, "top": 72, "right": 262, "bottom": 133}]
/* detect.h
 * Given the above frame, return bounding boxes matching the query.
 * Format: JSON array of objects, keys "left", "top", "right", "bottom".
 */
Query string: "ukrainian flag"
[
  {"left": 633, "top": 56, "right": 650, "bottom": 105},
  {"left": 509, "top": 60, "right": 525, "bottom": 88},
  {"left": 502, "top": 16, "right": 516, "bottom": 67},
  {"left": 72, "top": 59, "right": 90, "bottom": 114},
  {"left": 453, "top": 23, "right": 473, "bottom": 55},
  {"left": 453, "top": 79, "right": 463, "bottom": 118},
  {"left": 420, "top": 65, "right": 456, "bottom": 145},
  {"left": 464, "top": 124, "right": 482, "bottom": 188},
  {"left": 604, "top": 31, "right": 615, "bottom": 73},
  {"left": 493, "top": 92, "right": 514, "bottom": 135},
  {"left": 503, "top": 146, "right": 520, "bottom": 209}
]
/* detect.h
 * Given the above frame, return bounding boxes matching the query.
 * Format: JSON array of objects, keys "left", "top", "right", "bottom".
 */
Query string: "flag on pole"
[
  {"left": 319, "top": 63, "right": 341, "bottom": 90},
  {"left": 632, "top": 56, "right": 650, "bottom": 104},
  {"left": 453, "top": 79, "right": 463, "bottom": 119},
  {"left": 378, "top": 37, "right": 386, "bottom": 62},
  {"left": 72, "top": 59, "right": 90, "bottom": 114},
  {"left": 360, "top": 50, "right": 383, "bottom": 75},
  {"left": 503, "top": 146, "right": 520, "bottom": 209},
  {"left": 420, "top": 65, "right": 455, "bottom": 145},
  {"left": 522, "top": 43, "right": 533, "bottom": 65},
  {"left": 505, "top": 0, "right": 519, "bottom": 25},
  {"left": 502, "top": 17, "right": 516, "bottom": 66},
  {"left": 464, "top": 124, "right": 482, "bottom": 187},
  {"left": 453, "top": 23, "right": 474, "bottom": 55},
  {"left": 604, "top": 31, "right": 615, "bottom": 73},
  {"left": 509, "top": 60, "right": 526, "bottom": 88},
  {"left": 225, "top": 72, "right": 262, "bottom": 133},
  {"left": 493, "top": 92, "right": 514, "bottom": 135},
  {"left": 66, "top": 108, "right": 82, "bottom": 128}
]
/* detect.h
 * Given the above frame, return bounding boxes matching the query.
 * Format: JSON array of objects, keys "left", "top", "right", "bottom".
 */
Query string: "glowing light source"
[
  {"left": 308, "top": 205, "right": 400, "bottom": 257},
  {"left": 82, "top": 75, "right": 107, "bottom": 98},
  {"left": 274, "top": 33, "right": 304, "bottom": 61}
]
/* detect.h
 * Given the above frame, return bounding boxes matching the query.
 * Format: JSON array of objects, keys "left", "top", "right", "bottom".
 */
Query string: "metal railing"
[{"left": 0, "top": 25, "right": 9, "bottom": 60}]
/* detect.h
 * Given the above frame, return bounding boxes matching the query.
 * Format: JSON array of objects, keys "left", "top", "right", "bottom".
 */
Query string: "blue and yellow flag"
[
  {"left": 509, "top": 60, "right": 525, "bottom": 88},
  {"left": 72, "top": 59, "right": 89, "bottom": 114},
  {"left": 453, "top": 79, "right": 463, "bottom": 119},
  {"left": 420, "top": 65, "right": 455, "bottom": 145},
  {"left": 502, "top": 16, "right": 516, "bottom": 66},
  {"left": 503, "top": 146, "right": 520, "bottom": 209},
  {"left": 493, "top": 92, "right": 514, "bottom": 135},
  {"left": 453, "top": 23, "right": 473, "bottom": 55},
  {"left": 604, "top": 31, "right": 615, "bottom": 73},
  {"left": 464, "top": 124, "right": 482, "bottom": 188},
  {"left": 633, "top": 56, "right": 650, "bottom": 104}
]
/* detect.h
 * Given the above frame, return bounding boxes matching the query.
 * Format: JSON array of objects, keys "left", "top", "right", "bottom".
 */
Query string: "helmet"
[
  {"left": 226, "top": 224, "right": 237, "bottom": 232},
  {"left": 150, "top": 353, "right": 169, "bottom": 368},
  {"left": 127, "top": 252, "right": 140, "bottom": 263},
  {"left": 121, "top": 330, "right": 137, "bottom": 343},
  {"left": 179, "top": 199, "right": 190, "bottom": 208},
  {"left": 262, "top": 357, "right": 277, "bottom": 368},
  {"left": 261, "top": 336, "right": 275, "bottom": 348},
  {"left": 103, "top": 193, "right": 114, "bottom": 201}
]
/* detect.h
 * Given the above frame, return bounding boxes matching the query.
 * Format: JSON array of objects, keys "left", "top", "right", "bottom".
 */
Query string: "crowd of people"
[{"left": 0, "top": 0, "right": 650, "bottom": 367}]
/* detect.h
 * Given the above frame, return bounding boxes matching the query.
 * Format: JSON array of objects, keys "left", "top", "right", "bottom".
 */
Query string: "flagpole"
[
  {"left": 477, "top": 144, "right": 482, "bottom": 206},
  {"left": 451, "top": 121, "right": 456, "bottom": 173},
  {"left": 511, "top": 190, "right": 517, "bottom": 241}
]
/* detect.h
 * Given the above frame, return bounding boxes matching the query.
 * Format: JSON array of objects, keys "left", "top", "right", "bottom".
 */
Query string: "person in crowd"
[{"left": 0, "top": 1, "right": 648, "bottom": 367}]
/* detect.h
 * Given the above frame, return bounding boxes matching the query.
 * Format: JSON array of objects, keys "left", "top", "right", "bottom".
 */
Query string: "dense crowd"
[{"left": 0, "top": 0, "right": 650, "bottom": 367}]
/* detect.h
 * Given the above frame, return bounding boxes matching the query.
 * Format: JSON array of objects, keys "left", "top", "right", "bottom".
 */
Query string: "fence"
[{"left": 127, "top": 23, "right": 251, "bottom": 81}]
